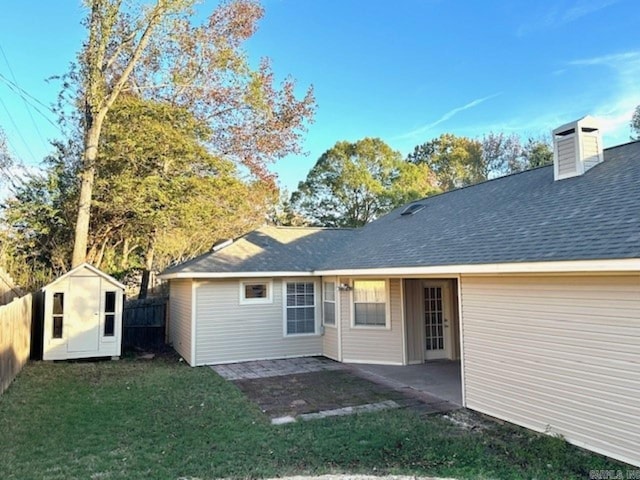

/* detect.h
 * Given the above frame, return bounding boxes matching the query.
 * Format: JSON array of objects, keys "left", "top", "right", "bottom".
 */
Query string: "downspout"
[
  {"left": 400, "top": 279, "right": 407, "bottom": 365},
  {"left": 456, "top": 274, "right": 466, "bottom": 407}
]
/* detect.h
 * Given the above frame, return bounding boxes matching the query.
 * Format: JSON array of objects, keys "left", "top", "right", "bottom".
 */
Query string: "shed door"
[
  {"left": 424, "top": 281, "right": 451, "bottom": 360},
  {"left": 67, "top": 277, "right": 101, "bottom": 353}
]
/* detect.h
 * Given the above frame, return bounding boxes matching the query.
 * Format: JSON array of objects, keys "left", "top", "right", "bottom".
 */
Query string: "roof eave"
[
  {"left": 158, "top": 270, "right": 317, "bottom": 280},
  {"left": 159, "top": 258, "right": 640, "bottom": 280},
  {"left": 42, "top": 263, "right": 126, "bottom": 290},
  {"left": 316, "top": 258, "right": 640, "bottom": 276}
]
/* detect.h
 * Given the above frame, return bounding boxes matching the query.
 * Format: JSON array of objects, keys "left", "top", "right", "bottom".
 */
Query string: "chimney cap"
[{"left": 553, "top": 115, "right": 600, "bottom": 136}]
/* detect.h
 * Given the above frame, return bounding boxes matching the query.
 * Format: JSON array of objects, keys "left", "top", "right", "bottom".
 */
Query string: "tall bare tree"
[
  {"left": 72, "top": 0, "right": 189, "bottom": 266},
  {"left": 70, "top": 0, "right": 315, "bottom": 267}
]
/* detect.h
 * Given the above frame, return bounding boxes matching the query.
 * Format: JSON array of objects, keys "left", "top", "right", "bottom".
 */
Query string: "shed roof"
[{"left": 43, "top": 263, "right": 126, "bottom": 290}]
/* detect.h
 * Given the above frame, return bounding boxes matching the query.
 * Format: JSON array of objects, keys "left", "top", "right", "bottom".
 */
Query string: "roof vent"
[
  {"left": 400, "top": 203, "right": 425, "bottom": 216},
  {"left": 552, "top": 115, "right": 603, "bottom": 181}
]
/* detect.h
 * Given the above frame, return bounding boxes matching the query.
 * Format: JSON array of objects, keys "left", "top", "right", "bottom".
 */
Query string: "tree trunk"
[
  {"left": 70, "top": 1, "right": 168, "bottom": 268},
  {"left": 95, "top": 236, "right": 116, "bottom": 269},
  {"left": 138, "top": 241, "right": 155, "bottom": 300},
  {"left": 121, "top": 238, "right": 130, "bottom": 269},
  {"left": 71, "top": 122, "right": 102, "bottom": 267}
]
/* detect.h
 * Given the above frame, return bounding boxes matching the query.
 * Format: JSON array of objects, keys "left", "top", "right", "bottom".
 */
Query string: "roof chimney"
[{"left": 552, "top": 116, "right": 603, "bottom": 181}]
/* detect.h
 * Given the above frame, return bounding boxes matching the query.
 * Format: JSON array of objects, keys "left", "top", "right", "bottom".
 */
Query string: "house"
[
  {"left": 42, "top": 263, "right": 125, "bottom": 361},
  {"left": 160, "top": 116, "right": 640, "bottom": 467}
]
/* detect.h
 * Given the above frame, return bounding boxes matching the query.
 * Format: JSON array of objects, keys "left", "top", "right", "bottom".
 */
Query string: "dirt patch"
[
  {"left": 442, "top": 409, "right": 492, "bottom": 432},
  {"left": 234, "top": 370, "right": 407, "bottom": 418}
]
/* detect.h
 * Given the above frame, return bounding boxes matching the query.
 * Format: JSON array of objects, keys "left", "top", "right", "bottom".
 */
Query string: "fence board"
[
  {"left": 0, "top": 294, "right": 32, "bottom": 394},
  {"left": 123, "top": 297, "right": 167, "bottom": 349}
]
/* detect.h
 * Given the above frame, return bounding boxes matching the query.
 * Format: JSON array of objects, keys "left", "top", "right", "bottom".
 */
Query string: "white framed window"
[
  {"left": 52, "top": 292, "right": 64, "bottom": 339},
  {"left": 239, "top": 280, "right": 273, "bottom": 305},
  {"left": 352, "top": 279, "right": 388, "bottom": 328},
  {"left": 284, "top": 281, "right": 317, "bottom": 335},
  {"left": 323, "top": 281, "right": 336, "bottom": 326},
  {"left": 104, "top": 291, "right": 116, "bottom": 337}
]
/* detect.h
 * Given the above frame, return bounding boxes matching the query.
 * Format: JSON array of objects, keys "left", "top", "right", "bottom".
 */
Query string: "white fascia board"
[
  {"left": 158, "top": 271, "right": 317, "bottom": 280},
  {"left": 159, "top": 258, "right": 640, "bottom": 281},
  {"left": 316, "top": 258, "right": 640, "bottom": 276},
  {"left": 43, "top": 262, "right": 126, "bottom": 290}
]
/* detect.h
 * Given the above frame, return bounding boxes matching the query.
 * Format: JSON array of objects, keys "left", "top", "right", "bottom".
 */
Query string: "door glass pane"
[{"left": 425, "top": 287, "right": 444, "bottom": 351}]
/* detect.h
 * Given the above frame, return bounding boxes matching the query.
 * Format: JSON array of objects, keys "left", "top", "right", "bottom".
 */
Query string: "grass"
[{"left": 0, "top": 355, "right": 626, "bottom": 480}]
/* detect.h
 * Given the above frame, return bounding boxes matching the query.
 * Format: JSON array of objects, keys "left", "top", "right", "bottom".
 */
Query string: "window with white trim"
[
  {"left": 240, "top": 280, "right": 272, "bottom": 305},
  {"left": 285, "top": 281, "right": 316, "bottom": 335},
  {"left": 323, "top": 281, "right": 336, "bottom": 326},
  {"left": 104, "top": 291, "right": 116, "bottom": 337},
  {"left": 52, "top": 292, "right": 64, "bottom": 339},
  {"left": 353, "top": 280, "right": 387, "bottom": 327}
]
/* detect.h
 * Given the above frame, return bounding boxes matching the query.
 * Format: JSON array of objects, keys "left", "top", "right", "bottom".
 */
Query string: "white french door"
[{"left": 423, "top": 281, "right": 452, "bottom": 360}]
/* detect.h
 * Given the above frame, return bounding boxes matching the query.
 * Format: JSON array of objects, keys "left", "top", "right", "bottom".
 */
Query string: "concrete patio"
[{"left": 346, "top": 361, "right": 462, "bottom": 406}]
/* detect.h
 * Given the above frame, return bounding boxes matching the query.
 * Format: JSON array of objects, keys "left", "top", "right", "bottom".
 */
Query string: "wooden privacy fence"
[
  {"left": 123, "top": 297, "right": 168, "bottom": 350},
  {"left": 0, "top": 294, "right": 32, "bottom": 395}
]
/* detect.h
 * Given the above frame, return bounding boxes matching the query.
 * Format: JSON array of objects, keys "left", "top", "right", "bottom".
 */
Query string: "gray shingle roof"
[
  {"left": 163, "top": 141, "right": 640, "bottom": 276},
  {"left": 322, "top": 141, "right": 640, "bottom": 270},
  {"left": 162, "top": 226, "right": 355, "bottom": 274}
]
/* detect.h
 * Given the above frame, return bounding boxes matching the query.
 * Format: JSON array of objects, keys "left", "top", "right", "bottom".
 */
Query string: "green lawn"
[{"left": 0, "top": 355, "right": 624, "bottom": 480}]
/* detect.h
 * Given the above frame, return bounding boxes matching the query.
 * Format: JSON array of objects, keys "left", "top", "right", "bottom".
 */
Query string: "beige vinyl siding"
[
  {"left": 341, "top": 278, "right": 404, "bottom": 365},
  {"left": 194, "top": 278, "right": 322, "bottom": 365},
  {"left": 460, "top": 274, "right": 640, "bottom": 467},
  {"left": 169, "top": 279, "right": 192, "bottom": 365},
  {"left": 323, "top": 324, "right": 339, "bottom": 361}
]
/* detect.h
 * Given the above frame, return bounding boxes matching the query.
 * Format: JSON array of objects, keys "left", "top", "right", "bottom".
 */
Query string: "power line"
[
  {"left": 0, "top": 94, "right": 38, "bottom": 163},
  {"left": 0, "top": 72, "right": 59, "bottom": 129},
  {"left": 0, "top": 44, "right": 48, "bottom": 149}
]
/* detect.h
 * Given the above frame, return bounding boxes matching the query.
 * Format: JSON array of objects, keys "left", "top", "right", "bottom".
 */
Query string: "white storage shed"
[{"left": 42, "top": 263, "right": 125, "bottom": 361}]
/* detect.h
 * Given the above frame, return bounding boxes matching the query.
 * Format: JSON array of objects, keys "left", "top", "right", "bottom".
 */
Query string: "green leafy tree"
[
  {"left": 269, "top": 190, "right": 308, "bottom": 227},
  {"left": 407, "top": 134, "right": 484, "bottom": 191},
  {"left": 408, "top": 133, "right": 553, "bottom": 191},
  {"left": 68, "top": 0, "right": 315, "bottom": 266},
  {"left": 91, "top": 95, "right": 275, "bottom": 296},
  {"left": 291, "top": 138, "right": 438, "bottom": 227},
  {"left": 1, "top": 97, "right": 275, "bottom": 293},
  {"left": 522, "top": 138, "right": 553, "bottom": 169},
  {"left": 1, "top": 144, "right": 79, "bottom": 289}
]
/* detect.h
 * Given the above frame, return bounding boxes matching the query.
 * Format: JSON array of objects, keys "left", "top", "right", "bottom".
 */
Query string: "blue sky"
[{"left": 0, "top": 0, "right": 639, "bottom": 192}]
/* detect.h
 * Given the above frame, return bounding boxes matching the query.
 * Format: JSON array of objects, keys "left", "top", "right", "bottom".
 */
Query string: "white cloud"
[
  {"left": 394, "top": 93, "right": 501, "bottom": 140},
  {"left": 568, "top": 50, "right": 640, "bottom": 143},
  {"left": 468, "top": 50, "right": 640, "bottom": 146},
  {"left": 517, "top": 0, "right": 621, "bottom": 36}
]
